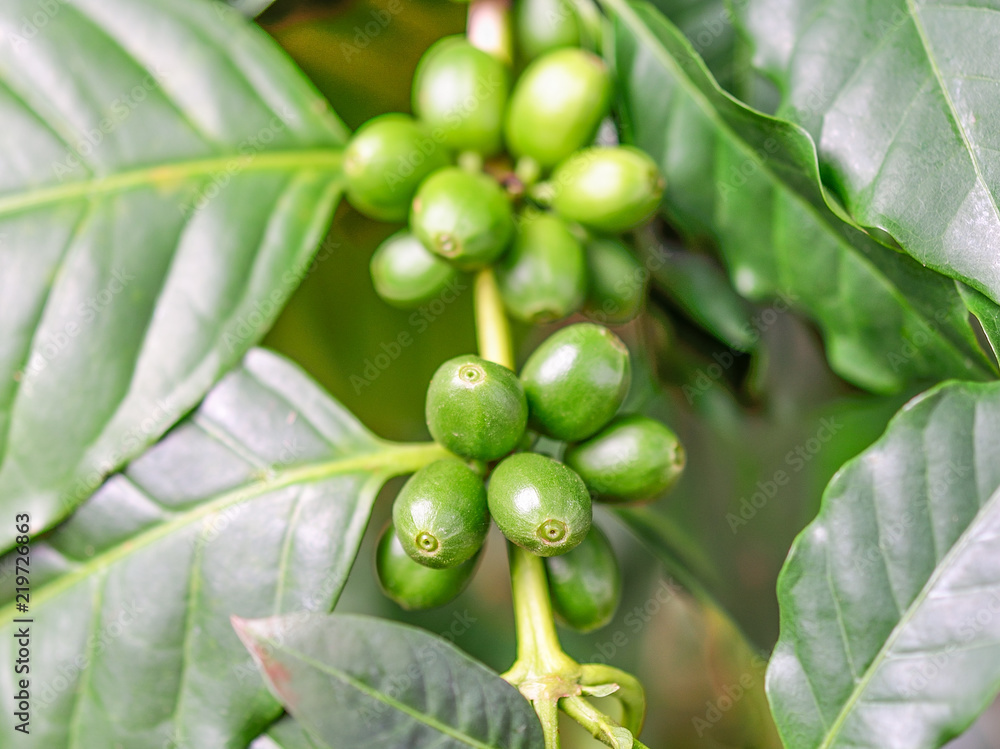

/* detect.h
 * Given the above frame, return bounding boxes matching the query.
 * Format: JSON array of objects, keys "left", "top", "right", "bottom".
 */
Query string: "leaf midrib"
[
  {"left": 0, "top": 441, "right": 447, "bottom": 620},
  {"left": 816, "top": 469, "right": 1000, "bottom": 747},
  {"left": 264, "top": 640, "right": 497, "bottom": 749},
  {"left": 603, "top": 0, "right": 986, "bottom": 373},
  {"left": 904, "top": 0, "right": 1000, "bottom": 228},
  {"left": 0, "top": 148, "right": 343, "bottom": 217}
]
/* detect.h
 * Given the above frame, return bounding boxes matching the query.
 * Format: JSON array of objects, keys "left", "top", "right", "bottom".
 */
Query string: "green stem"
[
  {"left": 560, "top": 696, "right": 650, "bottom": 749},
  {"left": 579, "top": 663, "right": 646, "bottom": 736},
  {"left": 535, "top": 697, "right": 562, "bottom": 749},
  {"left": 474, "top": 260, "right": 578, "bottom": 749},
  {"left": 473, "top": 246, "right": 652, "bottom": 749},
  {"left": 507, "top": 544, "right": 579, "bottom": 676},
  {"left": 475, "top": 266, "right": 575, "bottom": 681},
  {"left": 474, "top": 268, "right": 515, "bottom": 369},
  {"left": 474, "top": 260, "right": 574, "bottom": 678}
]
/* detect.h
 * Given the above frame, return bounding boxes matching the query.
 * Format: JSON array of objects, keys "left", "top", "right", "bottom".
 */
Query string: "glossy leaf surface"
[
  {"left": 0, "top": 350, "right": 442, "bottom": 748},
  {"left": 769, "top": 381, "right": 1000, "bottom": 748},
  {"left": 0, "top": 0, "right": 348, "bottom": 549},
  {"left": 606, "top": 0, "right": 995, "bottom": 392},
  {"left": 737, "top": 0, "right": 1000, "bottom": 307},
  {"left": 236, "top": 612, "right": 546, "bottom": 749}
]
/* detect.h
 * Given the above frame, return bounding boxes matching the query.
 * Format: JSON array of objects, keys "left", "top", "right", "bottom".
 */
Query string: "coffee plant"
[{"left": 2, "top": 0, "right": 1000, "bottom": 747}]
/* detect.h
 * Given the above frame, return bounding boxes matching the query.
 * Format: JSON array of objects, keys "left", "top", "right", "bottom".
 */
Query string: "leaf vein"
[
  {"left": 0, "top": 199, "right": 99, "bottom": 470},
  {"left": 906, "top": 0, "right": 1000, "bottom": 229},
  {"left": 824, "top": 540, "right": 861, "bottom": 683},
  {"left": 166, "top": 520, "right": 208, "bottom": 743},
  {"left": 0, "top": 80, "right": 95, "bottom": 175},
  {"left": 272, "top": 642, "right": 498, "bottom": 749},
  {"left": 816, "top": 482, "right": 1000, "bottom": 748},
  {"left": 63, "top": 1, "right": 224, "bottom": 153},
  {"left": 0, "top": 149, "right": 342, "bottom": 218},
  {"left": 273, "top": 485, "right": 307, "bottom": 614},
  {"left": 66, "top": 573, "right": 107, "bottom": 749},
  {"left": 0, "top": 446, "right": 425, "bottom": 621}
]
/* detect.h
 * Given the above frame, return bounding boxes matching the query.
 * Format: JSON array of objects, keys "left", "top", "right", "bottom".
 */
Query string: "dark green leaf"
[
  {"left": 768, "top": 381, "right": 1000, "bottom": 748},
  {"left": 647, "top": 0, "right": 737, "bottom": 86},
  {"left": 234, "top": 612, "right": 545, "bottom": 749},
  {"left": 639, "top": 235, "right": 758, "bottom": 352},
  {"left": 959, "top": 283, "right": 1000, "bottom": 366},
  {"left": 646, "top": 0, "right": 780, "bottom": 109},
  {"left": 605, "top": 0, "right": 994, "bottom": 392},
  {"left": 735, "top": 0, "right": 1000, "bottom": 308},
  {"left": 0, "top": 349, "right": 444, "bottom": 748},
  {"left": 0, "top": 0, "right": 348, "bottom": 550}
]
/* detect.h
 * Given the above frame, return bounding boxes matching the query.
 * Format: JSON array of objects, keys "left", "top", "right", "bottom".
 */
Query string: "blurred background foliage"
[{"left": 250, "top": 0, "right": 972, "bottom": 745}]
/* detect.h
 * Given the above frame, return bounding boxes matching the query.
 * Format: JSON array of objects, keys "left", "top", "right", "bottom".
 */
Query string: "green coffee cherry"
[
  {"left": 411, "top": 167, "right": 514, "bottom": 269},
  {"left": 487, "top": 452, "right": 591, "bottom": 556},
  {"left": 370, "top": 231, "right": 461, "bottom": 308},
  {"left": 550, "top": 146, "right": 664, "bottom": 232},
  {"left": 515, "top": 0, "right": 580, "bottom": 60},
  {"left": 583, "top": 238, "right": 645, "bottom": 324},
  {"left": 376, "top": 523, "right": 481, "bottom": 610},
  {"left": 564, "top": 414, "right": 685, "bottom": 503},
  {"left": 505, "top": 49, "right": 612, "bottom": 169},
  {"left": 546, "top": 525, "right": 620, "bottom": 632},
  {"left": 393, "top": 459, "right": 489, "bottom": 568},
  {"left": 344, "top": 113, "right": 450, "bottom": 221},
  {"left": 520, "top": 323, "right": 631, "bottom": 441},
  {"left": 496, "top": 213, "right": 586, "bottom": 324},
  {"left": 426, "top": 355, "right": 528, "bottom": 460},
  {"left": 412, "top": 36, "right": 510, "bottom": 155}
]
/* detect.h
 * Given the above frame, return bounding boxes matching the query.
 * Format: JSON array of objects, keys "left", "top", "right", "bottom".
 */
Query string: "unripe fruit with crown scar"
[
  {"left": 546, "top": 525, "right": 620, "bottom": 631},
  {"left": 426, "top": 355, "right": 528, "bottom": 460},
  {"left": 392, "top": 459, "right": 489, "bottom": 569},
  {"left": 487, "top": 452, "right": 591, "bottom": 556},
  {"left": 411, "top": 168, "right": 514, "bottom": 270},
  {"left": 376, "top": 522, "right": 481, "bottom": 610}
]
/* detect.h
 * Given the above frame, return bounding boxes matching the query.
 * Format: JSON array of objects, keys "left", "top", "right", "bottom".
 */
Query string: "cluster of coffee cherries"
[
  {"left": 346, "top": 28, "right": 665, "bottom": 325},
  {"left": 376, "top": 324, "right": 685, "bottom": 631}
]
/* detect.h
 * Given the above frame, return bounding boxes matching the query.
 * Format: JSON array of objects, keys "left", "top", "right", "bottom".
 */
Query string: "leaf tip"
[
  {"left": 231, "top": 615, "right": 299, "bottom": 708},
  {"left": 230, "top": 614, "right": 253, "bottom": 641},
  {"left": 231, "top": 614, "right": 271, "bottom": 662}
]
